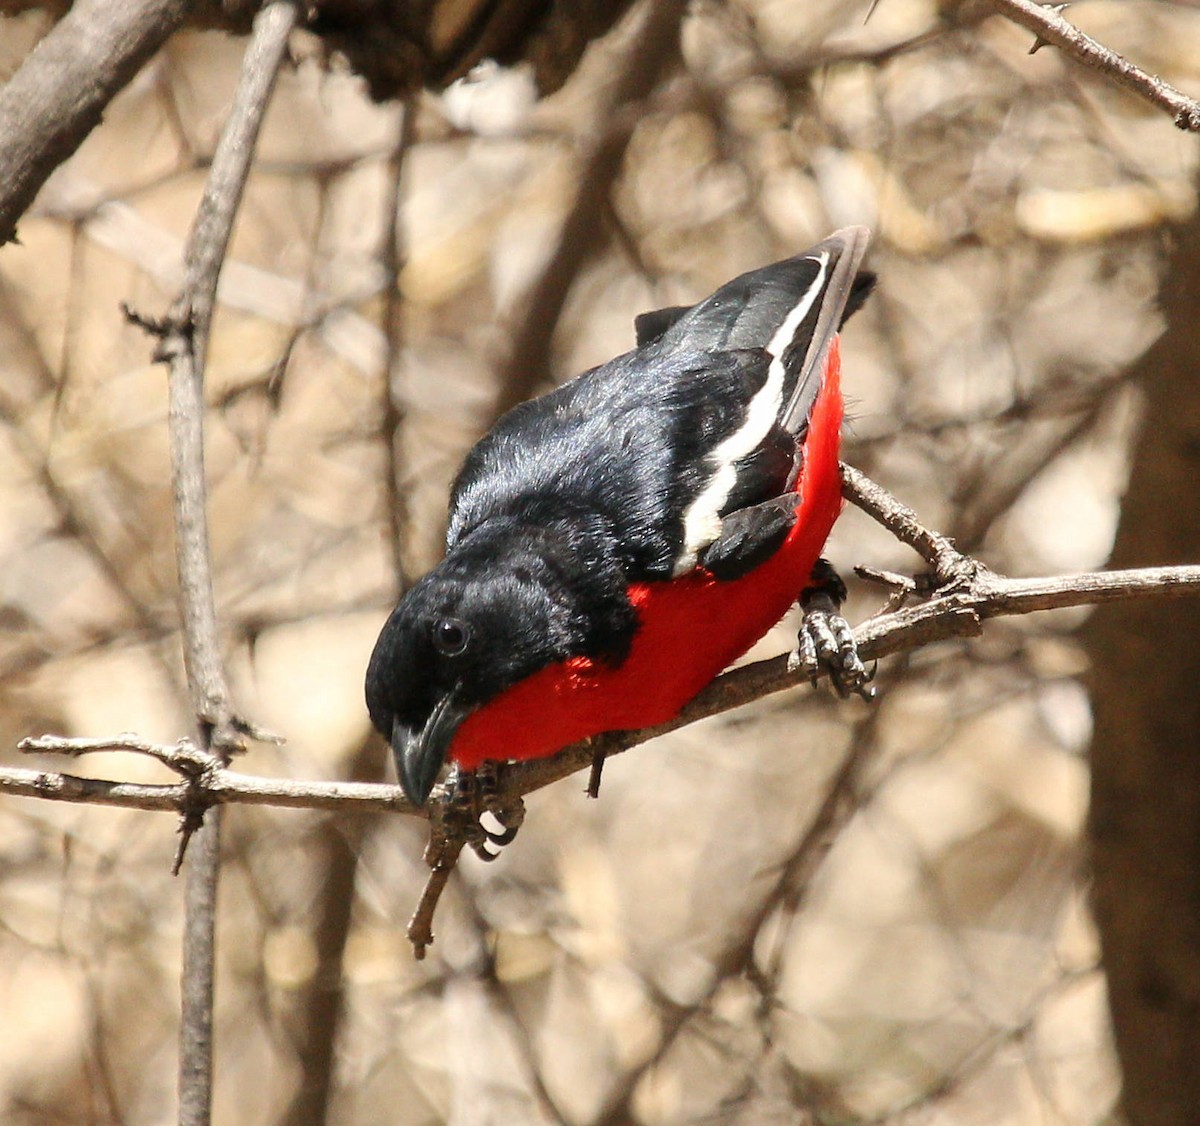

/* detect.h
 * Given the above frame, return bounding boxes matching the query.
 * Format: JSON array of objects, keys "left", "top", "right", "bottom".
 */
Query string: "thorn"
[
  {"left": 121, "top": 302, "right": 172, "bottom": 337},
  {"left": 231, "top": 715, "right": 285, "bottom": 746},
  {"left": 854, "top": 564, "right": 917, "bottom": 594},
  {"left": 864, "top": 0, "right": 882, "bottom": 24},
  {"left": 586, "top": 745, "right": 606, "bottom": 798},
  {"left": 1029, "top": 3, "right": 1069, "bottom": 53},
  {"left": 171, "top": 804, "right": 207, "bottom": 875}
]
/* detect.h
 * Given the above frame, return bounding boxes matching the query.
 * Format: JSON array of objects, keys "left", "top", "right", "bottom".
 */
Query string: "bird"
[{"left": 367, "top": 226, "right": 875, "bottom": 805}]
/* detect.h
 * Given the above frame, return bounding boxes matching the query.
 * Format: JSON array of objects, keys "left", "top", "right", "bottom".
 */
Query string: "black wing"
[
  {"left": 448, "top": 226, "right": 872, "bottom": 580},
  {"left": 448, "top": 346, "right": 774, "bottom": 577}
]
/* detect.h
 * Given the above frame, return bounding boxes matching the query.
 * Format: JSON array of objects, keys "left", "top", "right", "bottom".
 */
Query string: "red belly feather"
[{"left": 449, "top": 337, "right": 845, "bottom": 770}]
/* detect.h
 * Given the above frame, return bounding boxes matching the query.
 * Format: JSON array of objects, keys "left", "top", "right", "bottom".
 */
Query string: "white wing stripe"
[{"left": 674, "top": 251, "right": 831, "bottom": 575}]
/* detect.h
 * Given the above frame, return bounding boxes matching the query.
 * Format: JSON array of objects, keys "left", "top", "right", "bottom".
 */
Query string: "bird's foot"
[
  {"left": 438, "top": 762, "right": 525, "bottom": 861},
  {"left": 789, "top": 558, "right": 876, "bottom": 700}
]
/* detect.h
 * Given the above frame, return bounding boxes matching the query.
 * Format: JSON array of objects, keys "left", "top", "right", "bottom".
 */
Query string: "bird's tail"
[
  {"left": 777, "top": 225, "right": 873, "bottom": 436},
  {"left": 634, "top": 227, "right": 873, "bottom": 440}
]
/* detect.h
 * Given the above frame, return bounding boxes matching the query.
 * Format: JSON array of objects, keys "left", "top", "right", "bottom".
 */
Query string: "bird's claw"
[
  {"left": 440, "top": 761, "right": 526, "bottom": 861},
  {"left": 789, "top": 559, "right": 876, "bottom": 700},
  {"left": 789, "top": 598, "right": 875, "bottom": 699}
]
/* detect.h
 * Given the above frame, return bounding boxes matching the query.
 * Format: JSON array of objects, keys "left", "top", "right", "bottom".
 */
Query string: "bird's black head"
[{"left": 365, "top": 520, "right": 633, "bottom": 804}]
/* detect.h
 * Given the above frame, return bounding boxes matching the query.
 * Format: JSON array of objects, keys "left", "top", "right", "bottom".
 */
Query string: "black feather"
[
  {"left": 634, "top": 305, "right": 690, "bottom": 347},
  {"left": 699, "top": 495, "right": 798, "bottom": 581},
  {"left": 448, "top": 347, "right": 774, "bottom": 578}
]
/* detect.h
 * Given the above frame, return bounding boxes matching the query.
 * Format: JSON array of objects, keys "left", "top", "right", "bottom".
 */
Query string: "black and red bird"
[{"left": 367, "top": 227, "right": 875, "bottom": 804}]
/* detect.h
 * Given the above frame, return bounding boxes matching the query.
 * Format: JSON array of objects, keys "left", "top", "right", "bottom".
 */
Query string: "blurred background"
[{"left": 1, "top": 0, "right": 1198, "bottom": 1122}]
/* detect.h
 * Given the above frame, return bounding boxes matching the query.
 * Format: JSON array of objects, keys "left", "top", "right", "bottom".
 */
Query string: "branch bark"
[
  {"left": 987, "top": 0, "right": 1200, "bottom": 131},
  {"left": 0, "top": 0, "right": 193, "bottom": 246},
  {"left": 9, "top": 555, "right": 1200, "bottom": 818}
]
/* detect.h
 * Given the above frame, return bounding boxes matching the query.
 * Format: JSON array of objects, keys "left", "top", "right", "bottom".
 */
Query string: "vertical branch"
[
  {"left": 167, "top": 0, "right": 300, "bottom": 736},
  {"left": 145, "top": 4, "right": 300, "bottom": 1125},
  {"left": 277, "top": 97, "right": 421, "bottom": 1125},
  {"left": 178, "top": 813, "right": 222, "bottom": 1126},
  {"left": 277, "top": 743, "right": 380, "bottom": 1126},
  {"left": 1086, "top": 209, "right": 1200, "bottom": 1121},
  {"left": 177, "top": 813, "right": 222, "bottom": 1126}
]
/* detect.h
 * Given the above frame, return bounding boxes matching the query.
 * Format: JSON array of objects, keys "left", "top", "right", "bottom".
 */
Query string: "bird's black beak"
[{"left": 392, "top": 691, "right": 473, "bottom": 805}]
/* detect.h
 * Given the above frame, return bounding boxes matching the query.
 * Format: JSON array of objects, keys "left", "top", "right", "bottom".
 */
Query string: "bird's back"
[{"left": 446, "top": 242, "right": 869, "bottom": 580}]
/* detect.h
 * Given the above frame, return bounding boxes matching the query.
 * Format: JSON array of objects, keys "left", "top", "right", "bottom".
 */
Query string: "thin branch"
[
  {"left": 839, "top": 462, "right": 968, "bottom": 578},
  {"left": 0, "top": 0, "right": 193, "bottom": 246},
  {"left": 987, "top": 0, "right": 1200, "bottom": 131},
  {"left": 0, "top": 383, "right": 178, "bottom": 658},
  {"left": 406, "top": 838, "right": 465, "bottom": 956},
  {"left": 125, "top": 5, "right": 301, "bottom": 1125},
  {"left": 8, "top": 469, "right": 1200, "bottom": 955},
  {"left": 178, "top": 812, "right": 219, "bottom": 1122},
  {"left": 496, "top": 562, "right": 1200, "bottom": 802},
  {"left": 379, "top": 94, "right": 419, "bottom": 592},
  {"left": 21, "top": 733, "right": 215, "bottom": 771},
  {"left": 238, "top": 94, "right": 410, "bottom": 1095},
  {"left": 0, "top": 764, "right": 204, "bottom": 810},
  {"left": 10, "top": 555, "right": 1200, "bottom": 819},
  {"left": 950, "top": 398, "right": 1106, "bottom": 553},
  {"left": 1, "top": 757, "right": 415, "bottom": 815},
  {"left": 276, "top": 733, "right": 382, "bottom": 1126},
  {"left": 159, "top": 0, "right": 299, "bottom": 742}
]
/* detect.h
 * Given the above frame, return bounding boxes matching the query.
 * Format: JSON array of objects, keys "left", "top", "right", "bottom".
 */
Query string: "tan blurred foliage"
[{"left": 1, "top": 1, "right": 1198, "bottom": 1123}]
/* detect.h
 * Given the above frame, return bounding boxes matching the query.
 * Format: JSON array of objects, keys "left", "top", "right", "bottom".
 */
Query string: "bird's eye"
[{"left": 432, "top": 617, "right": 470, "bottom": 657}]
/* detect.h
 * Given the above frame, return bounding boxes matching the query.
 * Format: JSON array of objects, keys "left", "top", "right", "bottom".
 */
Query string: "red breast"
[{"left": 449, "top": 337, "right": 845, "bottom": 770}]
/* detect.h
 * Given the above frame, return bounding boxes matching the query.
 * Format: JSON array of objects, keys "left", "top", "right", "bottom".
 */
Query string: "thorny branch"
[
  {"left": 9, "top": 467, "right": 1200, "bottom": 954},
  {"left": 987, "top": 0, "right": 1200, "bottom": 131}
]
